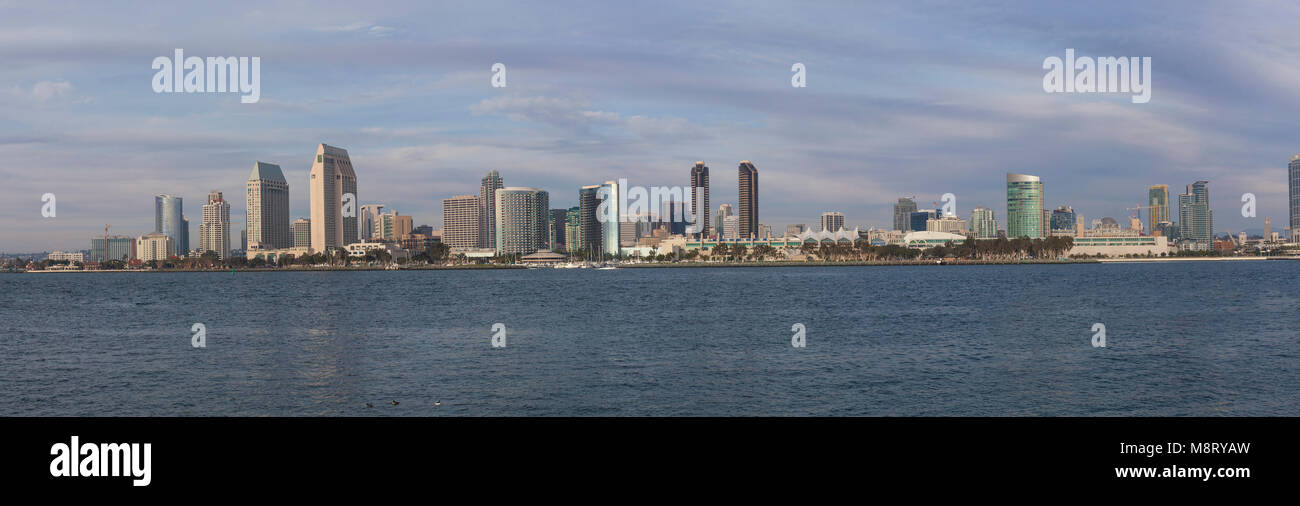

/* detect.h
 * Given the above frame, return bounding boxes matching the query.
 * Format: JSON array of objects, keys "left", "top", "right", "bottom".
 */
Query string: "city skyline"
[{"left": 5, "top": 1, "right": 1300, "bottom": 251}]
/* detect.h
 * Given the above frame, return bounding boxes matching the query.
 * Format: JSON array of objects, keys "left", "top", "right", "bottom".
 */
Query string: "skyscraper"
[
  {"left": 565, "top": 207, "right": 582, "bottom": 253},
  {"left": 1006, "top": 173, "right": 1044, "bottom": 239},
  {"left": 579, "top": 185, "right": 601, "bottom": 256},
  {"left": 480, "top": 170, "right": 504, "bottom": 249},
  {"left": 598, "top": 180, "right": 621, "bottom": 256},
  {"left": 690, "top": 162, "right": 710, "bottom": 237},
  {"left": 738, "top": 160, "right": 758, "bottom": 239},
  {"left": 969, "top": 206, "right": 998, "bottom": 239},
  {"left": 441, "top": 195, "right": 481, "bottom": 249},
  {"left": 715, "top": 203, "right": 733, "bottom": 237},
  {"left": 246, "top": 162, "right": 291, "bottom": 250},
  {"left": 821, "top": 212, "right": 845, "bottom": 232},
  {"left": 495, "top": 187, "right": 549, "bottom": 256},
  {"left": 308, "top": 143, "right": 358, "bottom": 252},
  {"left": 723, "top": 215, "right": 739, "bottom": 239},
  {"left": 1148, "top": 184, "right": 1169, "bottom": 234},
  {"left": 154, "top": 194, "right": 183, "bottom": 257},
  {"left": 375, "top": 210, "right": 412, "bottom": 241},
  {"left": 292, "top": 218, "right": 311, "bottom": 249},
  {"left": 549, "top": 209, "right": 567, "bottom": 251},
  {"left": 359, "top": 204, "right": 385, "bottom": 241},
  {"left": 180, "top": 217, "right": 190, "bottom": 256},
  {"left": 893, "top": 198, "right": 917, "bottom": 231},
  {"left": 1289, "top": 155, "right": 1300, "bottom": 239},
  {"left": 1179, "top": 180, "right": 1213, "bottom": 249},
  {"left": 200, "top": 190, "right": 231, "bottom": 260}
]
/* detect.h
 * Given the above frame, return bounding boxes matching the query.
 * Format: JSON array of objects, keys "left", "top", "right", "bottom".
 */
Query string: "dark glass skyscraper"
[
  {"left": 738, "top": 160, "right": 758, "bottom": 239},
  {"left": 1290, "top": 155, "right": 1300, "bottom": 240},
  {"left": 578, "top": 185, "right": 601, "bottom": 255},
  {"left": 690, "top": 161, "right": 710, "bottom": 237}
]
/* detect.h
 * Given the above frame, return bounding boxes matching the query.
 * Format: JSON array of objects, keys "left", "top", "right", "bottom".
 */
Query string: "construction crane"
[{"left": 1124, "top": 204, "right": 1160, "bottom": 220}]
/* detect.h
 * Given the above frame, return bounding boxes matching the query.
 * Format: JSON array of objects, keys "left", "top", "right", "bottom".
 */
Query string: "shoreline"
[{"left": 15, "top": 256, "right": 1300, "bottom": 273}]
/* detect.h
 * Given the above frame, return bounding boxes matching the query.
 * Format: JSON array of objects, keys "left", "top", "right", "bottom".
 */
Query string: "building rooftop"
[{"left": 248, "top": 161, "right": 286, "bottom": 182}]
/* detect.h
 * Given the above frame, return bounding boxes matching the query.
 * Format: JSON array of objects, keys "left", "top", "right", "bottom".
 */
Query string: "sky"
[{"left": 2, "top": 0, "right": 1298, "bottom": 252}]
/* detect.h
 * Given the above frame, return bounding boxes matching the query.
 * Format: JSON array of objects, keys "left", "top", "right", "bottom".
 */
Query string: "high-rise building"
[
  {"left": 579, "top": 186, "right": 601, "bottom": 255},
  {"left": 136, "top": 233, "right": 174, "bottom": 263},
  {"left": 1148, "top": 184, "right": 1169, "bottom": 234},
  {"left": 359, "top": 204, "right": 385, "bottom": 241},
  {"left": 723, "top": 215, "right": 739, "bottom": 239},
  {"left": 200, "top": 190, "right": 231, "bottom": 260},
  {"left": 598, "top": 180, "right": 621, "bottom": 256},
  {"left": 715, "top": 203, "right": 733, "bottom": 237},
  {"left": 969, "top": 206, "right": 998, "bottom": 239},
  {"left": 909, "top": 210, "right": 937, "bottom": 232},
  {"left": 738, "top": 161, "right": 758, "bottom": 239},
  {"left": 893, "top": 198, "right": 918, "bottom": 231},
  {"left": 620, "top": 220, "right": 638, "bottom": 247},
  {"left": 246, "top": 162, "right": 291, "bottom": 250},
  {"left": 441, "top": 195, "right": 481, "bottom": 249},
  {"left": 786, "top": 224, "right": 806, "bottom": 237},
  {"left": 480, "top": 170, "right": 504, "bottom": 249},
  {"left": 1179, "top": 180, "right": 1213, "bottom": 249},
  {"left": 292, "top": 218, "right": 311, "bottom": 249},
  {"left": 180, "top": 217, "right": 189, "bottom": 256},
  {"left": 1289, "top": 155, "right": 1300, "bottom": 239},
  {"left": 565, "top": 207, "right": 582, "bottom": 253},
  {"left": 757, "top": 224, "right": 772, "bottom": 239},
  {"left": 308, "top": 143, "right": 358, "bottom": 252},
  {"left": 154, "top": 194, "right": 184, "bottom": 257},
  {"left": 1006, "top": 173, "right": 1044, "bottom": 239},
  {"left": 690, "top": 162, "right": 710, "bottom": 237},
  {"left": 90, "top": 235, "right": 136, "bottom": 262},
  {"left": 375, "top": 210, "right": 412, "bottom": 241},
  {"left": 1050, "top": 206, "right": 1076, "bottom": 235},
  {"left": 495, "top": 187, "right": 549, "bottom": 256},
  {"left": 549, "top": 209, "right": 568, "bottom": 251},
  {"left": 821, "top": 212, "right": 845, "bottom": 232}
]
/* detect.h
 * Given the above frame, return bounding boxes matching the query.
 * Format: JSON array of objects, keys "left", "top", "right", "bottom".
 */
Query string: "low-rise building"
[{"left": 1068, "top": 236, "right": 1169, "bottom": 256}]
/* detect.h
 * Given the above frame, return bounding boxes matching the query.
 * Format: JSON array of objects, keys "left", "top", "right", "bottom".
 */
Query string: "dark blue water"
[{"left": 1, "top": 261, "right": 1297, "bottom": 416}]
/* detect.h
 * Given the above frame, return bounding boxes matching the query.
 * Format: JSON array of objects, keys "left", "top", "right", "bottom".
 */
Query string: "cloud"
[
  {"left": 313, "top": 22, "right": 398, "bottom": 37},
  {"left": 470, "top": 95, "right": 620, "bottom": 130},
  {"left": 8, "top": 80, "right": 88, "bottom": 104}
]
